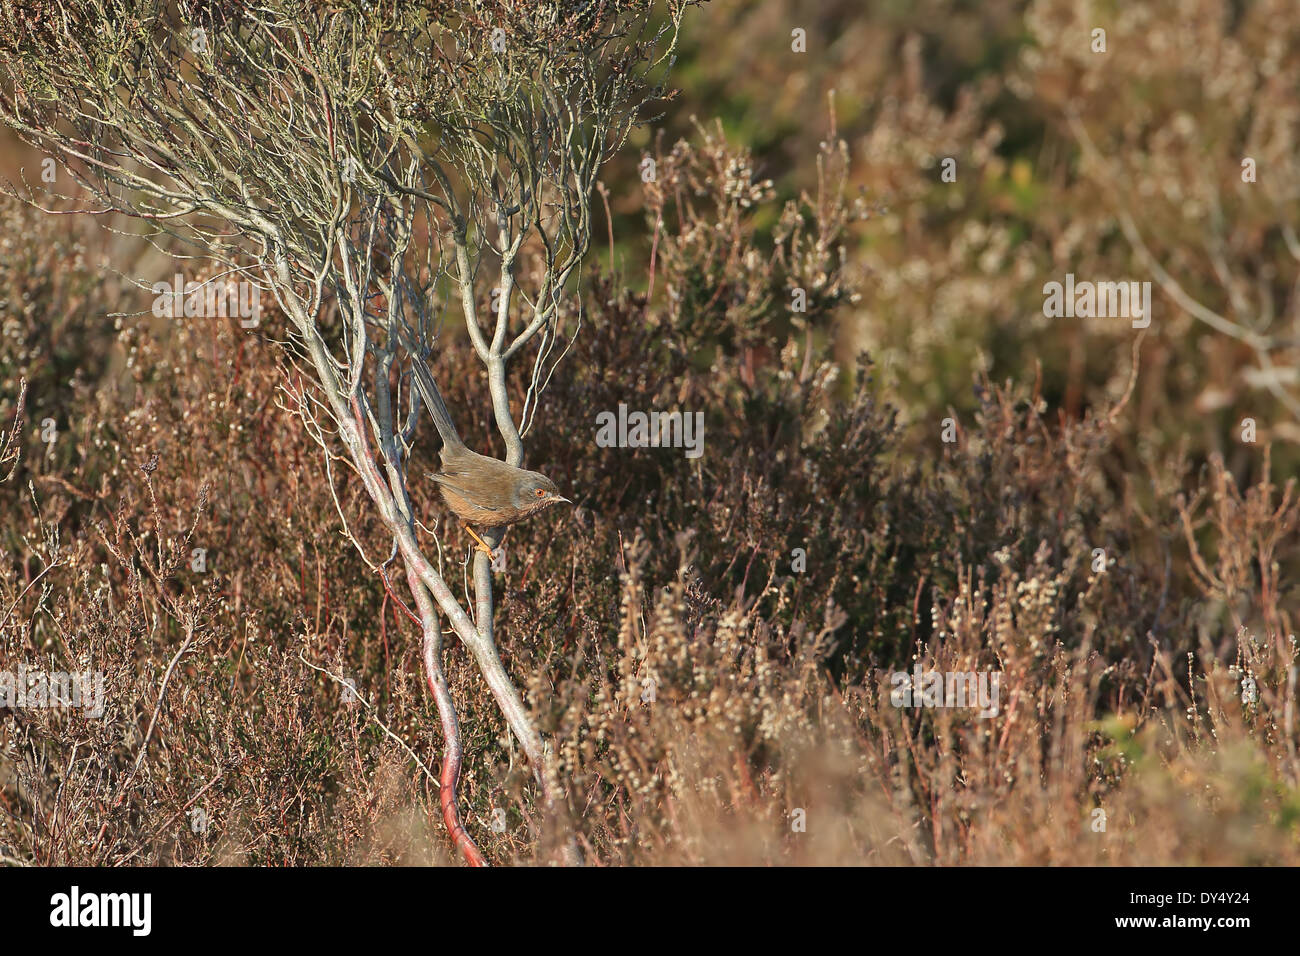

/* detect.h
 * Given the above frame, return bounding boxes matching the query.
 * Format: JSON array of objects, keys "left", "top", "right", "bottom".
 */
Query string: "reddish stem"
[
  {"left": 413, "top": 564, "right": 486, "bottom": 868},
  {"left": 379, "top": 567, "right": 422, "bottom": 627},
  {"left": 350, "top": 395, "right": 484, "bottom": 866}
]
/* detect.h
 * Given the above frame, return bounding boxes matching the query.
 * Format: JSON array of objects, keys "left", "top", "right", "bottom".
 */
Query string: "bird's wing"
[{"left": 428, "top": 470, "right": 480, "bottom": 495}]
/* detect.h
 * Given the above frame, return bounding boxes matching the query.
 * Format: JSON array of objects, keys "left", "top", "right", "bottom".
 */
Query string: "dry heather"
[{"left": 2, "top": 4, "right": 1300, "bottom": 862}]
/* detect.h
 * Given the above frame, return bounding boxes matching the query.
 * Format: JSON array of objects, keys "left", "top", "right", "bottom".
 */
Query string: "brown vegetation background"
[{"left": 2, "top": 0, "right": 1300, "bottom": 864}]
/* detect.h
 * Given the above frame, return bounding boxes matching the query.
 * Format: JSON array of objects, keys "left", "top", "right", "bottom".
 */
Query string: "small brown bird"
[{"left": 408, "top": 358, "right": 569, "bottom": 557}]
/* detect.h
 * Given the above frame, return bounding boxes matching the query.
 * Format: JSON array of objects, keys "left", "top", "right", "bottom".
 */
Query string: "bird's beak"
[{"left": 554, "top": 495, "right": 571, "bottom": 505}]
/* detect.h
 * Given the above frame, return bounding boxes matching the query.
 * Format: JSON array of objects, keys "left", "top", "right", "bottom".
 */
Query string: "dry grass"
[{"left": 3, "top": 0, "right": 1300, "bottom": 865}]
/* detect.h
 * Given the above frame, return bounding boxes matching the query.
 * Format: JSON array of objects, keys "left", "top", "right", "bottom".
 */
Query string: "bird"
[{"left": 407, "top": 356, "right": 570, "bottom": 558}]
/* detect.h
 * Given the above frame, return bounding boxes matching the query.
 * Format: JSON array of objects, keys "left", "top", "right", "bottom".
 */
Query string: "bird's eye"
[{"left": 535, "top": 488, "right": 546, "bottom": 497}]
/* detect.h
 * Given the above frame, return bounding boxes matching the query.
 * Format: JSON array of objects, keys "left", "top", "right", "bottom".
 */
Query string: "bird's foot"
[{"left": 463, "top": 525, "right": 497, "bottom": 560}]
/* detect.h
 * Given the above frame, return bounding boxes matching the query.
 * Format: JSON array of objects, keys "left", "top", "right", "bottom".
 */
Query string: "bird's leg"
[{"left": 462, "top": 523, "right": 495, "bottom": 559}]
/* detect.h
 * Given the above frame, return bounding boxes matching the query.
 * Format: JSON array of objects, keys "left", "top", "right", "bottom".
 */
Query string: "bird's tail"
[{"left": 408, "top": 357, "right": 466, "bottom": 454}]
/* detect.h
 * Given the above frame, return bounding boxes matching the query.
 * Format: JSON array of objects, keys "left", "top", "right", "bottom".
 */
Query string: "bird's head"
[{"left": 513, "top": 470, "right": 570, "bottom": 514}]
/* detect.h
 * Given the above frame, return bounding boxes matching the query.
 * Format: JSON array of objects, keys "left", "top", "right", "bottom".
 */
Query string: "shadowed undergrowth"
[{"left": 1, "top": 106, "right": 1298, "bottom": 864}]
